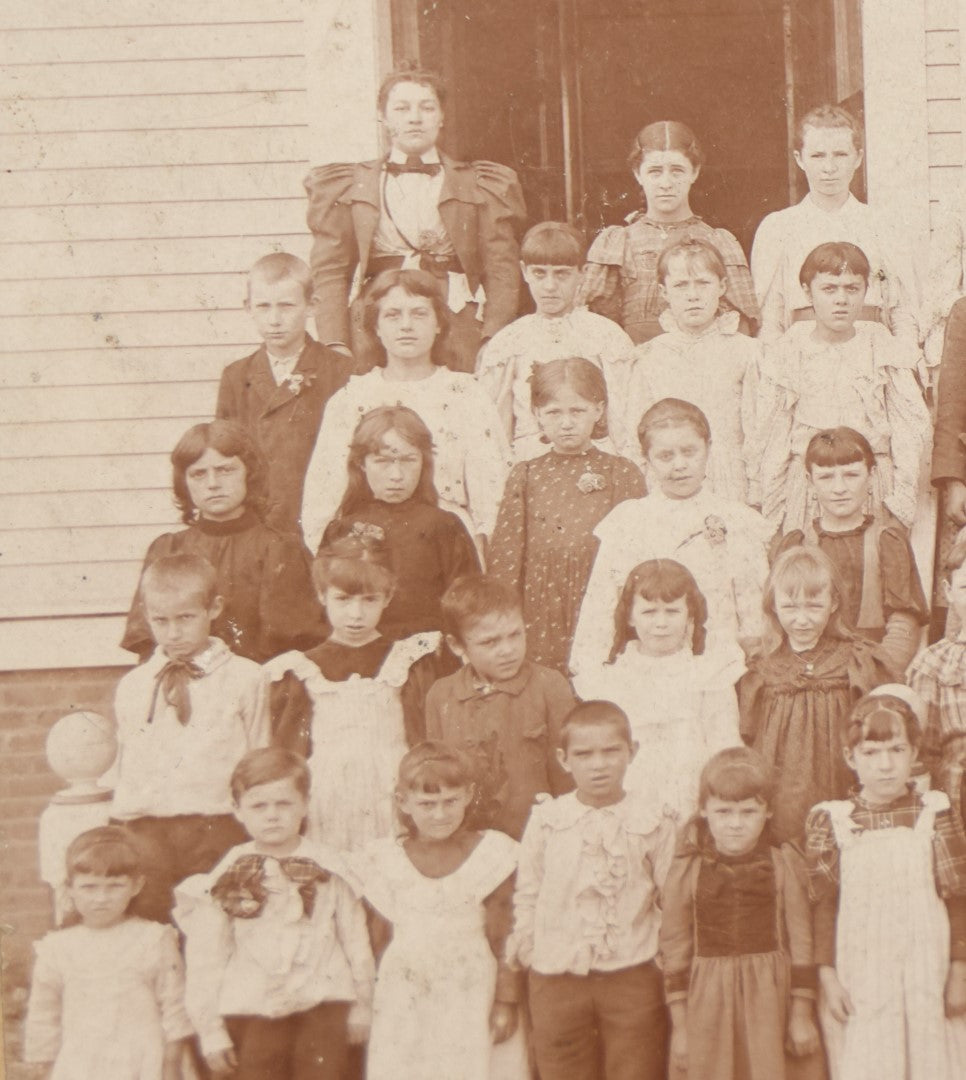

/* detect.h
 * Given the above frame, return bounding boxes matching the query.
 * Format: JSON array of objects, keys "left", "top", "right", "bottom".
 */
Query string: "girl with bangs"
[
  {"left": 805, "top": 692, "right": 966, "bottom": 1079},
  {"left": 661, "top": 748, "right": 822, "bottom": 1080},
  {"left": 121, "top": 420, "right": 325, "bottom": 663},
  {"left": 300, "top": 268, "right": 511, "bottom": 559},
  {"left": 322, "top": 405, "right": 479, "bottom": 640},
  {"left": 740, "top": 547, "right": 891, "bottom": 842},
  {"left": 773, "top": 426, "right": 927, "bottom": 676},
  {"left": 350, "top": 742, "right": 528, "bottom": 1080},
  {"left": 265, "top": 533, "right": 454, "bottom": 851},
  {"left": 573, "top": 559, "right": 743, "bottom": 821}
]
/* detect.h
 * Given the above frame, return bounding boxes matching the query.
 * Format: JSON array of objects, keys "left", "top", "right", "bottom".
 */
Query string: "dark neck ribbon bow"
[
  {"left": 148, "top": 658, "right": 205, "bottom": 725},
  {"left": 386, "top": 155, "right": 441, "bottom": 177},
  {"left": 210, "top": 854, "right": 331, "bottom": 919}
]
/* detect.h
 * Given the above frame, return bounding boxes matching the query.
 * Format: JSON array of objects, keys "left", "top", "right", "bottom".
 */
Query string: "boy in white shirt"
[
  {"left": 508, "top": 700, "right": 677, "bottom": 1080},
  {"left": 110, "top": 552, "right": 270, "bottom": 922},
  {"left": 176, "top": 747, "right": 374, "bottom": 1080}
]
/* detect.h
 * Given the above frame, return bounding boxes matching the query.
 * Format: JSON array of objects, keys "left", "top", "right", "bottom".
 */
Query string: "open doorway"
[{"left": 394, "top": 0, "right": 863, "bottom": 254}]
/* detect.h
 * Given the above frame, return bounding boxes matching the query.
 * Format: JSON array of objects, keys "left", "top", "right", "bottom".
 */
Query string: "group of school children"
[{"left": 22, "top": 66, "right": 966, "bottom": 1080}]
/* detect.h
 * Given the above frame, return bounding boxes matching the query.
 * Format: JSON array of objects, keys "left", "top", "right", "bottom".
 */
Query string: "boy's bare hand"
[
  {"left": 819, "top": 965, "right": 853, "bottom": 1024},
  {"left": 205, "top": 1048, "right": 238, "bottom": 1075},
  {"left": 785, "top": 999, "right": 820, "bottom": 1057},
  {"left": 945, "top": 959, "right": 966, "bottom": 1017},
  {"left": 489, "top": 1002, "right": 518, "bottom": 1044},
  {"left": 946, "top": 480, "right": 966, "bottom": 526},
  {"left": 669, "top": 1025, "right": 688, "bottom": 1073},
  {"left": 347, "top": 1014, "right": 371, "bottom": 1045}
]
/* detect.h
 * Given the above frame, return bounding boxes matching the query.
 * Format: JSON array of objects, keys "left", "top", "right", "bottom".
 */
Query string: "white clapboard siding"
[
  {"left": 0, "top": 0, "right": 304, "bottom": 27},
  {"left": 0, "top": 199, "right": 307, "bottom": 244},
  {"left": 0, "top": 276, "right": 249, "bottom": 317},
  {"left": 2, "top": 563, "right": 149, "bottom": 618},
  {"left": 1, "top": 58, "right": 304, "bottom": 99},
  {"left": 2, "top": 490, "right": 182, "bottom": 531},
  {"left": 0, "top": 453, "right": 172, "bottom": 495},
  {"left": 0, "top": 162, "right": 309, "bottom": 205},
  {"left": 0, "top": 92, "right": 309, "bottom": 136},
  {"left": 925, "top": 3, "right": 964, "bottom": 212},
  {"left": 0, "top": 236, "right": 309, "bottom": 281},
  {"left": 0, "top": 525, "right": 169, "bottom": 567},
  {"left": 0, "top": 1, "right": 316, "bottom": 655},
  {"left": 1, "top": 348, "right": 242, "bottom": 388},
  {"left": 0, "top": 23, "right": 305, "bottom": 66}
]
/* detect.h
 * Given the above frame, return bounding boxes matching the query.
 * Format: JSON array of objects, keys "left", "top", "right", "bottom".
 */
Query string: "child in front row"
[
  {"left": 622, "top": 237, "right": 763, "bottom": 504},
  {"left": 350, "top": 742, "right": 528, "bottom": 1080},
  {"left": 424, "top": 575, "right": 576, "bottom": 839},
  {"left": 266, "top": 532, "right": 453, "bottom": 851},
  {"left": 321, "top": 405, "right": 480, "bottom": 640},
  {"left": 758, "top": 241, "right": 930, "bottom": 536},
  {"left": 774, "top": 427, "right": 928, "bottom": 677},
  {"left": 488, "top": 357, "right": 644, "bottom": 673},
  {"left": 216, "top": 253, "right": 355, "bottom": 535},
  {"left": 805, "top": 693, "right": 966, "bottom": 1079},
  {"left": 476, "top": 220, "right": 634, "bottom": 460},
  {"left": 508, "top": 700, "right": 678, "bottom": 1080},
  {"left": 571, "top": 398, "right": 772, "bottom": 674},
  {"left": 909, "top": 535, "right": 966, "bottom": 835},
  {"left": 175, "top": 748, "right": 374, "bottom": 1080},
  {"left": 25, "top": 827, "right": 193, "bottom": 1080},
  {"left": 660, "top": 748, "right": 821, "bottom": 1080},
  {"left": 110, "top": 553, "right": 270, "bottom": 923},
  {"left": 740, "top": 546, "right": 891, "bottom": 843}
]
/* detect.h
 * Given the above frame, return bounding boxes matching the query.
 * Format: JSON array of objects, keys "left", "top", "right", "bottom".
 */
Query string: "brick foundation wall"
[{"left": 0, "top": 666, "right": 126, "bottom": 1073}]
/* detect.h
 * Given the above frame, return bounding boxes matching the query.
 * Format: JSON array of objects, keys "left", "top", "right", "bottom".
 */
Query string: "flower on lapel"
[
  {"left": 577, "top": 471, "right": 606, "bottom": 494},
  {"left": 350, "top": 521, "right": 385, "bottom": 543},
  {"left": 703, "top": 515, "right": 728, "bottom": 545},
  {"left": 285, "top": 372, "right": 316, "bottom": 396}
]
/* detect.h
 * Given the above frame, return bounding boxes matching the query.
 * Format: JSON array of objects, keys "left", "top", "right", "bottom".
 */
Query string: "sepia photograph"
[{"left": 3, "top": 1, "right": 966, "bottom": 1077}]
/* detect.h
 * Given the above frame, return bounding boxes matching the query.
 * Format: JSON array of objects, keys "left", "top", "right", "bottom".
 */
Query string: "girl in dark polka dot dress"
[{"left": 487, "top": 358, "right": 644, "bottom": 673}]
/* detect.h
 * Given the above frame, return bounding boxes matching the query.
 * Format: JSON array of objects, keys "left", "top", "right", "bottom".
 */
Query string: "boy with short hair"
[
  {"left": 424, "top": 575, "right": 575, "bottom": 839},
  {"left": 477, "top": 220, "right": 635, "bottom": 460},
  {"left": 110, "top": 552, "right": 270, "bottom": 922},
  {"left": 216, "top": 252, "right": 355, "bottom": 534},
  {"left": 176, "top": 747, "right": 374, "bottom": 1080},
  {"left": 508, "top": 700, "right": 677, "bottom": 1080}
]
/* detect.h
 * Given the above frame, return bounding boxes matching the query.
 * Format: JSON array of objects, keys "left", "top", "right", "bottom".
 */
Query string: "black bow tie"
[{"left": 386, "top": 157, "right": 441, "bottom": 177}]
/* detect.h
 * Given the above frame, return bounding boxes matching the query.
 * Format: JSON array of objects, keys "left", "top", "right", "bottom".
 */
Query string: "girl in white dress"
[
  {"left": 623, "top": 236, "right": 763, "bottom": 503},
  {"left": 351, "top": 742, "right": 529, "bottom": 1080},
  {"left": 574, "top": 558, "right": 743, "bottom": 821},
  {"left": 805, "top": 692, "right": 966, "bottom": 1080},
  {"left": 571, "top": 398, "right": 772, "bottom": 674},
  {"left": 301, "top": 268, "right": 511, "bottom": 556},
  {"left": 265, "top": 532, "right": 447, "bottom": 851},
  {"left": 24, "top": 827, "right": 192, "bottom": 1080}
]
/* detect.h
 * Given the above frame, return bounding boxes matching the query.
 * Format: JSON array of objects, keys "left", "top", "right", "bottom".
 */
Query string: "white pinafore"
[{"left": 817, "top": 790, "right": 966, "bottom": 1080}]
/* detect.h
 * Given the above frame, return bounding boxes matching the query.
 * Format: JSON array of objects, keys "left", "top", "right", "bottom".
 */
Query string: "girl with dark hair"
[
  {"left": 573, "top": 558, "right": 743, "bottom": 821},
  {"left": 265, "top": 535, "right": 455, "bottom": 850},
  {"left": 121, "top": 420, "right": 325, "bottom": 662},
  {"left": 322, "top": 405, "right": 479, "bottom": 639},
  {"left": 488, "top": 357, "right": 644, "bottom": 672},
  {"left": 578, "top": 120, "right": 759, "bottom": 343},
  {"left": 301, "top": 269, "right": 511, "bottom": 558}
]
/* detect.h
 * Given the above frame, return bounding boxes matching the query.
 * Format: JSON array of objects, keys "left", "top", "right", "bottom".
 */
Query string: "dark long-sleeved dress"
[{"left": 121, "top": 510, "right": 327, "bottom": 663}]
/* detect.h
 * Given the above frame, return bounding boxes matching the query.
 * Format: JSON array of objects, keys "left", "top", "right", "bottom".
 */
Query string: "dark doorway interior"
[{"left": 398, "top": 0, "right": 861, "bottom": 254}]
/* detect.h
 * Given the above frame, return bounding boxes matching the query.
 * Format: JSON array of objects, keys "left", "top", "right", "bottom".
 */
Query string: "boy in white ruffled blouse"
[
  {"left": 175, "top": 747, "right": 374, "bottom": 1080},
  {"left": 508, "top": 700, "right": 677, "bottom": 1080}
]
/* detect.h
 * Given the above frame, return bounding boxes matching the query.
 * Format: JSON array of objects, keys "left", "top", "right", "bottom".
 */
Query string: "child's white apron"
[{"left": 817, "top": 790, "right": 966, "bottom": 1080}]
